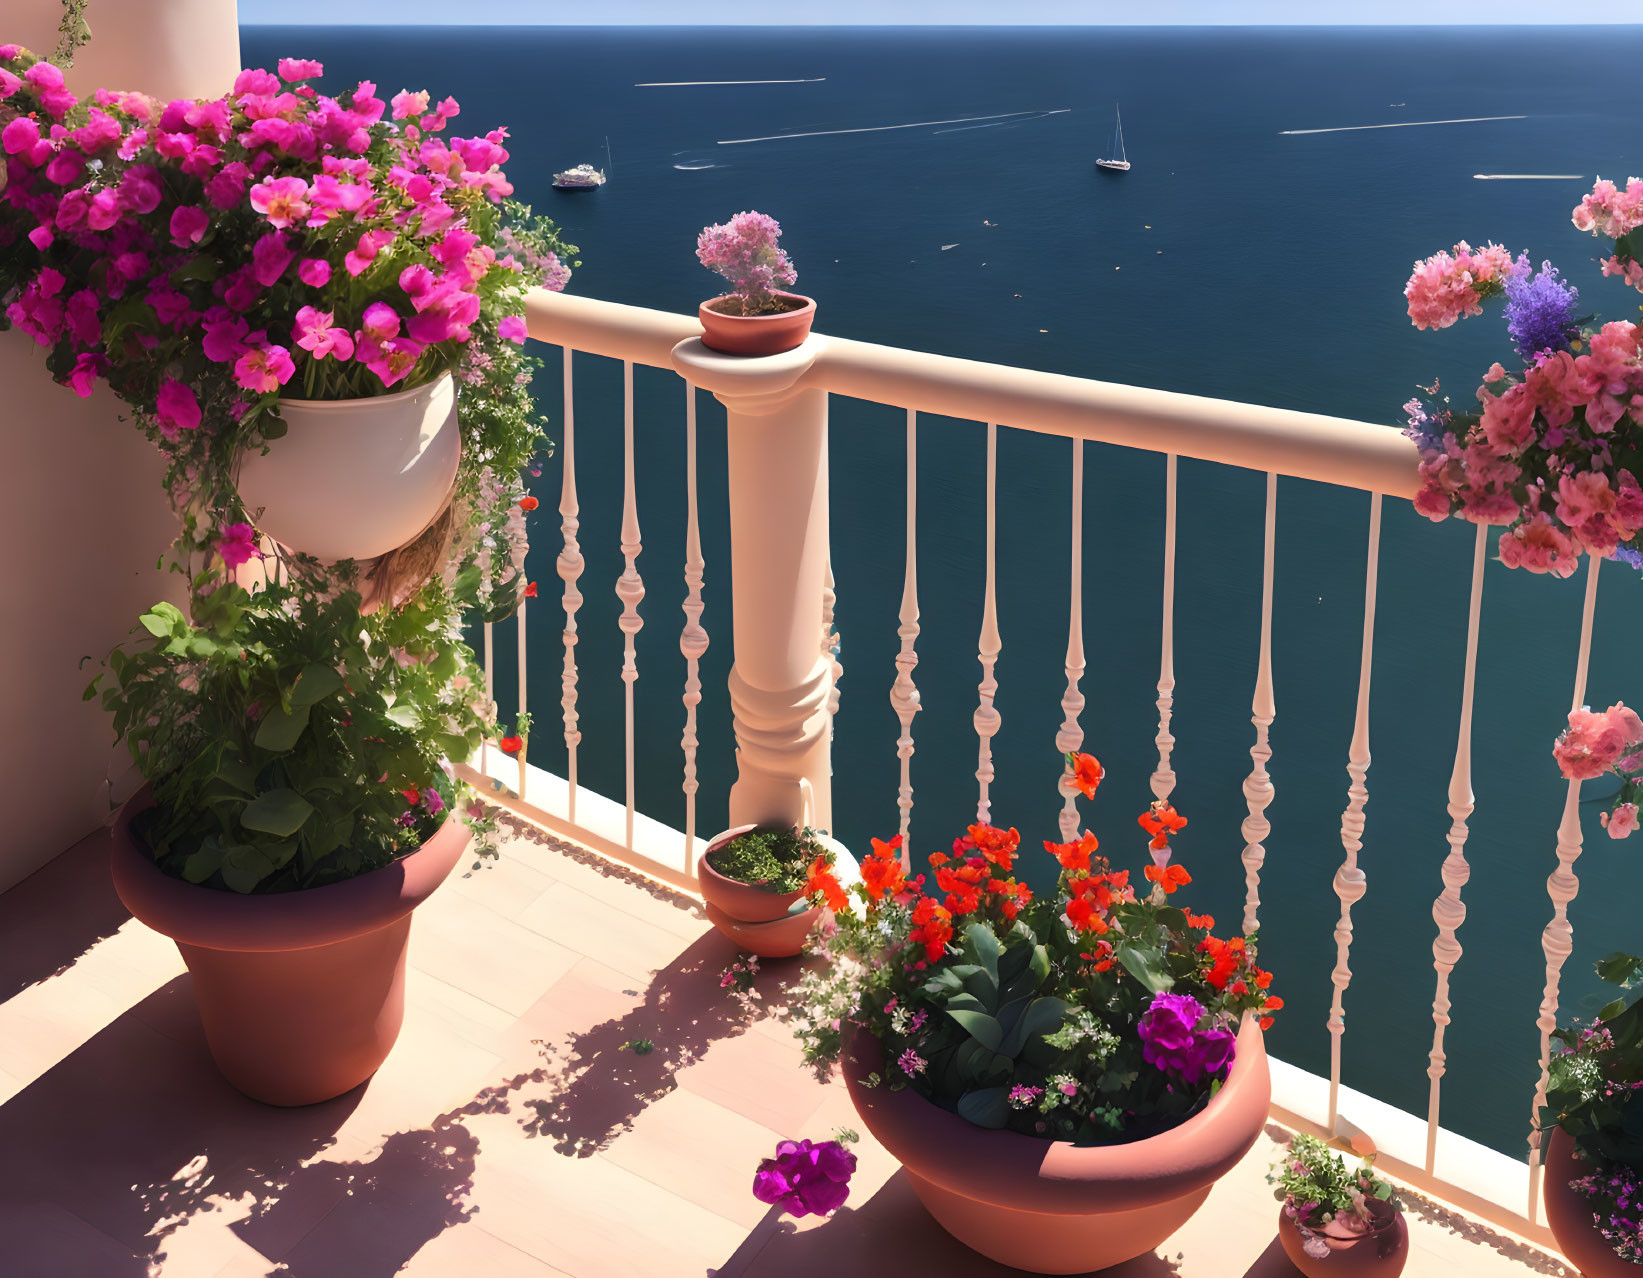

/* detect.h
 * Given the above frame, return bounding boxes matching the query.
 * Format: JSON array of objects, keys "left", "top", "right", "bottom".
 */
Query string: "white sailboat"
[{"left": 1096, "top": 106, "right": 1130, "bottom": 172}]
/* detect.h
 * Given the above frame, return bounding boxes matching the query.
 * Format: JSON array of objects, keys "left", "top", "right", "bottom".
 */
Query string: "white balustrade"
[
  {"left": 1425, "top": 523, "right": 1488, "bottom": 1172},
  {"left": 1241, "top": 472, "right": 1278, "bottom": 937},
  {"left": 516, "top": 592, "right": 528, "bottom": 800},
  {"left": 1150, "top": 453, "right": 1178, "bottom": 804},
  {"left": 1056, "top": 439, "right": 1087, "bottom": 840},
  {"left": 1327, "top": 493, "right": 1382, "bottom": 1134},
  {"left": 482, "top": 620, "right": 494, "bottom": 777},
  {"left": 893, "top": 409, "right": 922, "bottom": 867},
  {"left": 1526, "top": 554, "right": 1603, "bottom": 1221},
  {"left": 974, "top": 423, "right": 1002, "bottom": 825},
  {"left": 823, "top": 556, "right": 841, "bottom": 730},
  {"left": 680, "top": 382, "right": 708, "bottom": 872},
  {"left": 615, "top": 360, "right": 646, "bottom": 852},
  {"left": 557, "top": 345, "right": 584, "bottom": 822}
]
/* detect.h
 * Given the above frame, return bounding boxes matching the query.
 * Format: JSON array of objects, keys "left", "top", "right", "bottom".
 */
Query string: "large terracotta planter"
[
  {"left": 236, "top": 371, "right": 460, "bottom": 563},
  {"left": 843, "top": 1014, "right": 1271, "bottom": 1274},
  {"left": 697, "top": 825, "right": 853, "bottom": 959},
  {"left": 697, "top": 292, "right": 816, "bottom": 356},
  {"left": 1278, "top": 1207, "right": 1409, "bottom": 1277},
  {"left": 1544, "top": 1128, "right": 1639, "bottom": 1277},
  {"left": 110, "top": 789, "right": 471, "bottom": 1106}
]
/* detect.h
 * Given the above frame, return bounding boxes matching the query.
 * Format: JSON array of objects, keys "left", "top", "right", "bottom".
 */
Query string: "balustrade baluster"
[
  {"left": 1425, "top": 523, "right": 1488, "bottom": 1173},
  {"left": 1151, "top": 454, "right": 1178, "bottom": 802},
  {"left": 1327, "top": 493, "right": 1382, "bottom": 1134},
  {"left": 680, "top": 382, "right": 708, "bottom": 873},
  {"left": 1056, "top": 439, "right": 1087, "bottom": 839},
  {"left": 616, "top": 360, "right": 646, "bottom": 853},
  {"left": 482, "top": 621, "right": 494, "bottom": 778},
  {"left": 891, "top": 409, "right": 921, "bottom": 867},
  {"left": 1241, "top": 472, "right": 1278, "bottom": 936},
  {"left": 1526, "top": 553, "right": 1603, "bottom": 1221},
  {"left": 557, "top": 346, "right": 584, "bottom": 823},
  {"left": 974, "top": 424, "right": 1002, "bottom": 825},
  {"left": 516, "top": 595, "right": 528, "bottom": 799}
]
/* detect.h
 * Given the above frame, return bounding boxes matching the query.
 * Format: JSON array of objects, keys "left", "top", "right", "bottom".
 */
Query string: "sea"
[{"left": 244, "top": 24, "right": 1643, "bottom": 1162}]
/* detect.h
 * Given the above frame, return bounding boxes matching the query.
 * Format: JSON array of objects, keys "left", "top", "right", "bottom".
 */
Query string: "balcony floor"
[{"left": 0, "top": 812, "right": 1579, "bottom": 1278}]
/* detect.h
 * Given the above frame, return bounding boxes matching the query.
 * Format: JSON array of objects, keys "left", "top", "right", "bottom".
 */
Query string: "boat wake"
[
  {"left": 719, "top": 108, "right": 1070, "bottom": 146},
  {"left": 1473, "top": 173, "right": 1585, "bottom": 181},
  {"left": 638, "top": 78, "right": 825, "bottom": 86},
  {"left": 934, "top": 109, "right": 1069, "bottom": 135},
  {"left": 1279, "top": 114, "right": 1526, "bottom": 135}
]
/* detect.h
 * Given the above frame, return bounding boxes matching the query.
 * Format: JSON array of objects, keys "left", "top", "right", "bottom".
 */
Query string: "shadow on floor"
[
  {"left": 710, "top": 1170, "right": 1189, "bottom": 1277},
  {"left": 517, "top": 927, "right": 796, "bottom": 1156},
  {"left": 498, "top": 813, "right": 706, "bottom": 924},
  {"left": 0, "top": 974, "right": 480, "bottom": 1277},
  {"left": 0, "top": 825, "right": 132, "bottom": 1001}
]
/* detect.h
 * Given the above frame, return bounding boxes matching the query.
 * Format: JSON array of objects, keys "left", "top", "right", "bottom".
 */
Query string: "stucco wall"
[{"left": 0, "top": 1, "right": 241, "bottom": 892}]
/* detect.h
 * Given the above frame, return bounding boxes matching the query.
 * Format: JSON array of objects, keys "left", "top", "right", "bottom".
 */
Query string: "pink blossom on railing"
[
  {"left": 1573, "top": 177, "right": 1643, "bottom": 241},
  {"left": 696, "top": 210, "right": 797, "bottom": 313},
  {"left": 1554, "top": 703, "right": 1643, "bottom": 782},
  {"left": 1404, "top": 241, "right": 1520, "bottom": 331}
]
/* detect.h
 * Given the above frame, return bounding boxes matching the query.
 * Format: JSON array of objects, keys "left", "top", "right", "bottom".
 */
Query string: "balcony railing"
[{"left": 451, "top": 285, "right": 1607, "bottom": 1248}]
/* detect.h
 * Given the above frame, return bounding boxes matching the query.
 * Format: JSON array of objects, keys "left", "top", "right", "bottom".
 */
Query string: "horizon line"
[{"left": 238, "top": 19, "right": 1640, "bottom": 26}]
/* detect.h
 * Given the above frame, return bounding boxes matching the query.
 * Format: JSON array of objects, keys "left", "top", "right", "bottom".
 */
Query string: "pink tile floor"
[{"left": 0, "top": 814, "right": 1581, "bottom": 1277}]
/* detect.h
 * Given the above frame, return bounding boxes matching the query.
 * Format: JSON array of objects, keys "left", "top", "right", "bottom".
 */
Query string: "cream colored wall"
[{"left": 0, "top": 1, "right": 241, "bottom": 892}]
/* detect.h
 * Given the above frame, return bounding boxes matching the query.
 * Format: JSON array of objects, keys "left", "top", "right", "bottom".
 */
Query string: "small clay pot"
[
  {"left": 697, "top": 291, "right": 816, "bottom": 355},
  {"left": 843, "top": 1015, "right": 1271, "bottom": 1274},
  {"left": 111, "top": 787, "right": 470, "bottom": 1106},
  {"left": 1544, "top": 1127, "right": 1640, "bottom": 1277},
  {"left": 697, "top": 824, "right": 844, "bottom": 959},
  {"left": 1278, "top": 1205, "right": 1409, "bottom": 1277}
]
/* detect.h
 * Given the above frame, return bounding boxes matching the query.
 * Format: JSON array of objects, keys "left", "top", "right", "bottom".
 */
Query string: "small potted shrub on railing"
[
  {"left": 698, "top": 816, "right": 853, "bottom": 959},
  {"left": 789, "top": 752, "right": 1282, "bottom": 1275},
  {"left": 695, "top": 209, "right": 814, "bottom": 356},
  {"left": 1270, "top": 1134, "right": 1407, "bottom": 1276}
]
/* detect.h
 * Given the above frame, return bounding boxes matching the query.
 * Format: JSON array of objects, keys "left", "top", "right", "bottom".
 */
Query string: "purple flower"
[
  {"left": 751, "top": 1139, "right": 856, "bottom": 1218},
  {"left": 1503, "top": 258, "right": 1580, "bottom": 364},
  {"left": 422, "top": 787, "right": 444, "bottom": 816},
  {"left": 1181, "top": 1025, "right": 1237, "bottom": 1084},
  {"left": 1138, "top": 991, "right": 1237, "bottom": 1084}
]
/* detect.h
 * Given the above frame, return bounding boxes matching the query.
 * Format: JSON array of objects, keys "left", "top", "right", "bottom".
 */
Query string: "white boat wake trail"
[
  {"left": 719, "top": 108, "right": 1070, "bottom": 146},
  {"left": 1279, "top": 114, "right": 1525, "bottom": 135},
  {"left": 638, "top": 78, "right": 826, "bottom": 86}
]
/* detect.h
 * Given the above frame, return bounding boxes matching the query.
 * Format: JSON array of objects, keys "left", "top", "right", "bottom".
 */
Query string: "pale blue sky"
[{"left": 238, "top": 0, "right": 1614, "bottom": 24}]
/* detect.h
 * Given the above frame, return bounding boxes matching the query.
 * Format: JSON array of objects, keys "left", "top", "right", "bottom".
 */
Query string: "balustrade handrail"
[{"left": 524, "top": 288, "right": 1421, "bottom": 498}]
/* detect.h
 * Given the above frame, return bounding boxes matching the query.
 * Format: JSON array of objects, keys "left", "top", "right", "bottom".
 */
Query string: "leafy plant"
[
  {"left": 706, "top": 825, "right": 829, "bottom": 894},
  {"left": 52, "top": 1, "right": 91, "bottom": 67},
  {"left": 1269, "top": 1134, "right": 1399, "bottom": 1260},
  {"left": 88, "top": 578, "right": 492, "bottom": 892},
  {"left": 1543, "top": 952, "right": 1643, "bottom": 1169}
]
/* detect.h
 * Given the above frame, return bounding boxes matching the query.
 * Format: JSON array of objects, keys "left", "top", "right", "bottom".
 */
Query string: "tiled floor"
[{"left": 0, "top": 814, "right": 1581, "bottom": 1277}]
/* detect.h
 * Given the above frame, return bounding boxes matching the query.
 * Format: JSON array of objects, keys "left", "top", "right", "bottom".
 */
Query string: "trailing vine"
[{"left": 52, "top": 0, "right": 91, "bottom": 68}]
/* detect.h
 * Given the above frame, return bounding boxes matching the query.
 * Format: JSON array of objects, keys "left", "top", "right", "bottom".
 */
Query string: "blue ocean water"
[{"left": 245, "top": 24, "right": 1643, "bottom": 1161}]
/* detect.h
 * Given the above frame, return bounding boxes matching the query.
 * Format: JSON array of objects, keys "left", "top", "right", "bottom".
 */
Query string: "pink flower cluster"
[
  {"left": 1404, "top": 241, "right": 1520, "bottom": 331},
  {"left": 696, "top": 210, "right": 797, "bottom": 309},
  {"left": 1574, "top": 177, "right": 1643, "bottom": 295},
  {"left": 0, "top": 46, "right": 542, "bottom": 423},
  {"left": 1554, "top": 703, "right": 1643, "bottom": 782}
]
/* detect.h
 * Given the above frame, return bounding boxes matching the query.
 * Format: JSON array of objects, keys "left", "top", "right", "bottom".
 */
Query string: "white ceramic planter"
[{"left": 236, "top": 373, "right": 460, "bottom": 563}]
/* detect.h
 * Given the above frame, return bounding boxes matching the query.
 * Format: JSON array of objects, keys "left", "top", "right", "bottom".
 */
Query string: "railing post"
[{"left": 671, "top": 337, "right": 832, "bottom": 832}]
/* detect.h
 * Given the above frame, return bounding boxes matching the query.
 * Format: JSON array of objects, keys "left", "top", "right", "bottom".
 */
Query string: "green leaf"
[
  {"left": 1115, "top": 940, "right": 1174, "bottom": 994},
  {"left": 139, "top": 612, "right": 175, "bottom": 639},
  {"left": 254, "top": 703, "right": 311, "bottom": 753},
  {"left": 941, "top": 991, "right": 989, "bottom": 1016},
  {"left": 946, "top": 1009, "right": 1003, "bottom": 1051},
  {"left": 289, "top": 664, "right": 344, "bottom": 707},
  {"left": 240, "top": 788, "right": 315, "bottom": 837},
  {"left": 1000, "top": 996, "right": 1071, "bottom": 1057},
  {"left": 385, "top": 703, "right": 421, "bottom": 729},
  {"left": 956, "top": 1087, "right": 1011, "bottom": 1129},
  {"left": 1596, "top": 952, "right": 1643, "bottom": 988},
  {"left": 963, "top": 923, "right": 1001, "bottom": 987}
]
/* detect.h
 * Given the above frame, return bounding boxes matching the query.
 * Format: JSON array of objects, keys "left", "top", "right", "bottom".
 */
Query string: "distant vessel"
[
  {"left": 555, "top": 137, "right": 612, "bottom": 189},
  {"left": 1096, "top": 106, "right": 1130, "bottom": 172}
]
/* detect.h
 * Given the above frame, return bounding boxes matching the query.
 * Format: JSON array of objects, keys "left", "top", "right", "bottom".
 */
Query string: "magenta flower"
[
  {"left": 422, "top": 787, "right": 445, "bottom": 816},
  {"left": 897, "top": 1048, "right": 926, "bottom": 1076},
  {"left": 249, "top": 175, "right": 311, "bottom": 229},
  {"left": 278, "top": 58, "right": 324, "bottom": 82},
  {"left": 357, "top": 334, "right": 425, "bottom": 388},
  {"left": 344, "top": 228, "right": 394, "bottom": 277},
  {"left": 234, "top": 344, "right": 297, "bottom": 394},
  {"left": 215, "top": 522, "right": 261, "bottom": 568},
  {"left": 24, "top": 61, "right": 77, "bottom": 119},
  {"left": 233, "top": 67, "right": 281, "bottom": 97},
  {"left": 170, "top": 206, "right": 210, "bottom": 246},
  {"left": 206, "top": 161, "right": 252, "bottom": 210},
  {"left": 751, "top": 1139, "right": 857, "bottom": 1219},
  {"left": 697, "top": 210, "right": 798, "bottom": 308},
  {"left": 297, "top": 258, "right": 332, "bottom": 288},
  {"left": 251, "top": 232, "right": 295, "bottom": 287},
  {"left": 360, "top": 302, "right": 401, "bottom": 343},
  {"left": 66, "top": 353, "right": 108, "bottom": 398},
  {"left": 155, "top": 381, "right": 202, "bottom": 436},
  {"left": 391, "top": 89, "right": 431, "bottom": 120},
  {"left": 293, "top": 306, "right": 356, "bottom": 362},
  {"left": 1138, "top": 992, "right": 1237, "bottom": 1085},
  {"left": 1603, "top": 803, "right": 1640, "bottom": 840},
  {"left": 202, "top": 312, "right": 251, "bottom": 364},
  {"left": 499, "top": 314, "right": 528, "bottom": 344},
  {"left": 0, "top": 68, "right": 19, "bottom": 100}
]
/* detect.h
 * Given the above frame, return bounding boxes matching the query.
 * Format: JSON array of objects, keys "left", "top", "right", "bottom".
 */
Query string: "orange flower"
[
  {"left": 1186, "top": 912, "right": 1215, "bottom": 930},
  {"left": 1144, "top": 863, "right": 1192, "bottom": 894},
  {"left": 1045, "top": 830, "right": 1099, "bottom": 873},
  {"left": 401, "top": 786, "right": 421, "bottom": 805},
  {"left": 499, "top": 735, "right": 523, "bottom": 755},
  {"left": 1198, "top": 934, "right": 1246, "bottom": 990},
  {"left": 1065, "top": 895, "right": 1109, "bottom": 934},
  {"left": 1137, "top": 800, "right": 1189, "bottom": 850},
  {"left": 1069, "top": 752, "right": 1104, "bottom": 799},
  {"left": 1253, "top": 967, "right": 1273, "bottom": 990},
  {"left": 1259, "top": 996, "right": 1284, "bottom": 1031},
  {"left": 804, "top": 856, "right": 848, "bottom": 913},
  {"left": 909, "top": 895, "right": 954, "bottom": 962},
  {"left": 1079, "top": 939, "right": 1116, "bottom": 972},
  {"left": 968, "top": 824, "right": 1020, "bottom": 871},
  {"left": 926, "top": 851, "right": 951, "bottom": 868},
  {"left": 860, "top": 836, "right": 908, "bottom": 903},
  {"left": 518, "top": 495, "right": 540, "bottom": 512},
  {"left": 524, "top": 580, "right": 538, "bottom": 598}
]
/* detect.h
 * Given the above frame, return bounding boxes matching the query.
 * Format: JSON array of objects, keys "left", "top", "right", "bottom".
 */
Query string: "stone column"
[{"left": 671, "top": 337, "right": 832, "bottom": 833}]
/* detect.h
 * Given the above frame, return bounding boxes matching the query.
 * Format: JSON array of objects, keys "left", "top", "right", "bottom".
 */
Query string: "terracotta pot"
[
  {"left": 697, "top": 824, "right": 853, "bottom": 959},
  {"left": 843, "top": 1014, "right": 1271, "bottom": 1274},
  {"left": 110, "top": 789, "right": 471, "bottom": 1106},
  {"left": 1544, "top": 1128, "right": 1639, "bottom": 1277},
  {"left": 236, "top": 371, "right": 461, "bottom": 563},
  {"left": 1278, "top": 1207, "right": 1409, "bottom": 1277},
  {"left": 697, "top": 292, "right": 816, "bottom": 356}
]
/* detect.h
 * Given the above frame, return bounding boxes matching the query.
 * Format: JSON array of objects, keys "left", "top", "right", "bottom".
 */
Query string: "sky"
[{"left": 238, "top": 0, "right": 1617, "bottom": 24}]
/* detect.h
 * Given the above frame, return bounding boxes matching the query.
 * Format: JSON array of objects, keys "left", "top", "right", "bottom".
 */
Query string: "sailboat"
[{"left": 1096, "top": 106, "right": 1130, "bottom": 173}]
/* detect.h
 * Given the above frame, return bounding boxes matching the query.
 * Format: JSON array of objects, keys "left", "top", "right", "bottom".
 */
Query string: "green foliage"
[
  {"left": 1268, "top": 1134, "right": 1397, "bottom": 1230},
  {"left": 1543, "top": 952, "right": 1643, "bottom": 1172},
  {"left": 52, "top": 1, "right": 92, "bottom": 67},
  {"left": 92, "top": 579, "right": 491, "bottom": 893},
  {"left": 705, "top": 826, "right": 829, "bottom": 893}
]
